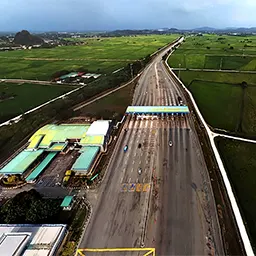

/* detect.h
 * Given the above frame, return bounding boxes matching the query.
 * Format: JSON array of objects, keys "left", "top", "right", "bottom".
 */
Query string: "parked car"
[{"left": 124, "top": 145, "right": 128, "bottom": 152}]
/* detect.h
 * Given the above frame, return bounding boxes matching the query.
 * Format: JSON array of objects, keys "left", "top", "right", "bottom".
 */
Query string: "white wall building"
[{"left": 0, "top": 224, "right": 67, "bottom": 256}]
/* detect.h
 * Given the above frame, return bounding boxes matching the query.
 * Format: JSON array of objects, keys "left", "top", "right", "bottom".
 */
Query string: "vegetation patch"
[
  {"left": 0, "top": 35, "right": 178, "bottom": 80},
  {"left": 77, "top": 79, "right": 136, "bottom": 120},
  {"left": 0, "top": 189, "right": 61, "bottom": 224},
  {"left": 0, "top": 82, "right": 73, "bottom": 123},
  {"left": 216, "top": 137, "right": 256, "bottom": 249},
  {"left": 189, "top": 80, "right": 242, "bottom": 131},
  {"left": 168, "top": 35, "right": 256, "bottom": 70}
]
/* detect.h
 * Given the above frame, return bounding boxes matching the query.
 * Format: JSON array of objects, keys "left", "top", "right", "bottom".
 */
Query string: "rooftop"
[
  {"left": 29, "top": 124, "right": 90, "bottom": 148},
  {"left": 0, "top": 224, "right": 66, "bottom": 256},
  {"left": 71, "top": 146, "right": 100, "bottom": 173},
  {"left": 26, "top": 152, "right": 57, "bottom": 182},
  {"left": 60, "top": 196, "right": 74, "bottom": 207},
  {"left": 126, "top": 106, "right": 190, "bottom": 114},
  {"left": 0, "top": 149, "right": 44, "bottom": 175},
  {"left": 86, "top": 120, "right": 110, "bottom": 136},
  {"left": 80, "top": 135, "right": 104, "bottom": 146}
]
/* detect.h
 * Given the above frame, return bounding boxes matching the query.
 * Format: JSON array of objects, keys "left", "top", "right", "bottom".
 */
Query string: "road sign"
[
  {"left": 129, "top": 183, "right": 136, "bottom": 192},
  {"left": 143, "top": 183, "right": 151, "bottom": 192},
  {"left": 121, "top": 183, "right": 128, "bottom": 192},
  {"left": 136, "top": 183, "right": 143, "bottom": 192}
]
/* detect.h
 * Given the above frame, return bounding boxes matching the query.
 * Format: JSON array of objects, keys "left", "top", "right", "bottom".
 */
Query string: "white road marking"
[{"left": 128, "top": 178, "right": 131, "bottom": 183}]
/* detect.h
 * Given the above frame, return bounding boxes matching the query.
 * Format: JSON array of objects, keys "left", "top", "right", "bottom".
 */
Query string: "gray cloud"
[{"left": 0, "top": 0, "right": 255, "bottom": 31}]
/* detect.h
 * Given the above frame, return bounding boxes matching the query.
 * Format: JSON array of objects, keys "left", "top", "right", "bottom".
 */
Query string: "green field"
[
  {"left": 169, "top": 35, "right": 256, "bottom": 70},
  {"left": 77, "top": 81, "right": 136, "bottom": 120},
  {"left": 216, "top": 137, "right": 256, "bottom": 248},
  {"left": 1, "top": 35, "right": 178, "bottom": 80},
  {"left": 179, "top": 70, "right": 256, "bottom": 86},
  {"left": 172, "top": 65, "right": 256, "bottom": 136},
  {"left": 0, "top": 82, "right": 74, "bottom": 122},
  {"left": 189, "top": 81, "right": 242, "bottom": 131}
]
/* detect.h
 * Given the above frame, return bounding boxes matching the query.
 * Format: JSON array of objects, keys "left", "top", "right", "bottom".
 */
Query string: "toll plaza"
[{"left": 126, "top": 106, "right": 189, "bottom": 115}]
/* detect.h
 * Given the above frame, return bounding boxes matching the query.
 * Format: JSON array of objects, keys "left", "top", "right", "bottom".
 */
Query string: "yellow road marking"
[{"left": 77, "top": 248, "right": 155, "bottom": 256}]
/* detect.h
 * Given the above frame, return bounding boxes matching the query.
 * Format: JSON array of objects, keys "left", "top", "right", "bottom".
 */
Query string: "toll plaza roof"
[
  {"left": 126, "top": 106, "right": 189, "bottom": 114},
  {"left": 0, "top": 149, "right": 44, "bottom": 175}
]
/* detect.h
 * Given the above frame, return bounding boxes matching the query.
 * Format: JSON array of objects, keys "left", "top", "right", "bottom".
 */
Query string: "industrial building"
[
  {"left": 0, "top": 224, "right": 66, "bottom": 256},
  {"left": 0, "top": 120, "right": 112, "bottom": 182}
]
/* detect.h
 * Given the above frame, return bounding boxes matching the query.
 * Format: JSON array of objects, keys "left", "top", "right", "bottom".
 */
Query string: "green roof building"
[{"left": 60, "top": 196, "right": 74, "bottom": 210}]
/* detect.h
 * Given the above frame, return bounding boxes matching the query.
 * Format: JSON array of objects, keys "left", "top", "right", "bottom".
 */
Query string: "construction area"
[
  {"left": 0, "top": 224, "right": 67, "bottom": 256},
  {"left": 0, "top": 120, "right": 112, "bottom": 186}
]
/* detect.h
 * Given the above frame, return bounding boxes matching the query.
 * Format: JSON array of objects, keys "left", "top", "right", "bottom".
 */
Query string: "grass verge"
[{"left": 216, "top": 137, "right": 256, "bottom": 251}]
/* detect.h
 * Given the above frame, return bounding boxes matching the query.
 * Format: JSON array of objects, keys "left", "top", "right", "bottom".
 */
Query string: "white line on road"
[{"left": 128, "top": 178, "right": 131, "bottom": 183}]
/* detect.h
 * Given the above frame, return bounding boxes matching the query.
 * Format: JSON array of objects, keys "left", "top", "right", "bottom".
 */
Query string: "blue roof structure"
[
  {"left": 26, "top": 152, "right": 57, "bottom": 182},
  {"left": 71, "top": 146, "right": 100, "bottom": 174},
  {"left": 126, "top": 106, "right": 189, "bottom": 114}
]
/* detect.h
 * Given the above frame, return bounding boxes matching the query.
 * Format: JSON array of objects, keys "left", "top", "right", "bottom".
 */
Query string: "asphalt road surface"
[{"left": 79, "top": 39, "right": 224, "bottom": 256}]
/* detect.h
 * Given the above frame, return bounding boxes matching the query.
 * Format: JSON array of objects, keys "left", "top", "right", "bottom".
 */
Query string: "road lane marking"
[{"left": 76, "top": 248, "right": 155, "bottom": 256}]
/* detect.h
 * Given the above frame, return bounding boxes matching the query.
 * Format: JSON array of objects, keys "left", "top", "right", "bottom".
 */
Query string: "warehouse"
[{"left": 0, "top": 224, "right": 67, "bottom": 256}]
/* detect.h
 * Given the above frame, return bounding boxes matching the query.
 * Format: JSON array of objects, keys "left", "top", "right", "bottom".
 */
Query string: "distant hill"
[
  {"left": 14, "top": 30, "right": 44, "bottom": 45},
  {"left": 193, "top": 27, "right": 216, "bottom": 32}
]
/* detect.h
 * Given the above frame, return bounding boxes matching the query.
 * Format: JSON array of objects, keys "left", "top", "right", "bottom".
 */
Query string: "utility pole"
[{"left": 130, "top": 63, "right": 133, "bottom": 80}]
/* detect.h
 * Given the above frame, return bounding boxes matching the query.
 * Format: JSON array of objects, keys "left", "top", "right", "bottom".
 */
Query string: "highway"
[{"left": 78, "top": 40, "right": 224, "bottom": 255}]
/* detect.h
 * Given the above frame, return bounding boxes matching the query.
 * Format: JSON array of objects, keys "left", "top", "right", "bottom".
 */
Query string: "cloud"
[{"left": 0, "top": 0, "right": 255, "bottom": 31}]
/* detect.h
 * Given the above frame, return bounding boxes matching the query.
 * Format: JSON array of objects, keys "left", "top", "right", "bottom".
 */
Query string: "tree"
[{"left": 241, "top": 81, "right": 248, "bottom": 88}]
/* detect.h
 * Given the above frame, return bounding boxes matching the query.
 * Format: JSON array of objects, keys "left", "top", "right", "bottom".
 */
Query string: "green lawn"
[
  {"left": 189, "top": 81, "right": 242, "bottom": 131},
  {"left": 216, "top": 137, "right": 256, "bottom": 249},
  {"left": 1, "top": 35, "right": 178, "bottom": 80},
  {"left": 0, "top": 82, "right": 74, "bottom": 122}
]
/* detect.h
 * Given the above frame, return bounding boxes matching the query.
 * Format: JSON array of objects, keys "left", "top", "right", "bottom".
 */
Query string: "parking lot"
[{"left": 35, "top": 150, "right": 79, "bottom": 188}]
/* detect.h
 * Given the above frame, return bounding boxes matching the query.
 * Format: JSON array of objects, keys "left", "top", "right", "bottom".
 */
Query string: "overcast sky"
[{"left": 0, "top": 0, "right": 256, "bottom": 31}]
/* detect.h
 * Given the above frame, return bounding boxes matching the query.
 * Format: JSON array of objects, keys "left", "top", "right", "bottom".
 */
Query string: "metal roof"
[
  {"left": 80, "top": 135, "right": 104, "bottom": 146},
  {"left": 86, "top": 120, "right": 110, "bottom": 136},
  {"left": 0, "top": 233, "right": 30, "bottom": 256},
  {"left": 26, "top": 152, "right": 57, "bottom": 182},
  {"left": 60, "top": 196, "right": 74, "bottom": 207},
  {"left": 46, "top": 142, "right": 67, "bottom": 152},
  {"left": 0, "top": 149, "right": 44, "bottom": 175},
  {"left": 29, "top": 124, "right": 90, "bottom": 148},
  {"left": 126, "top": 106, "right": 190, "bottom": 114},
  {"left": 0, "top": 224, "right": 66, "bottom": 256},
  {"left": 71, "top": 146, "right": 100, "bottom": 173}
]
